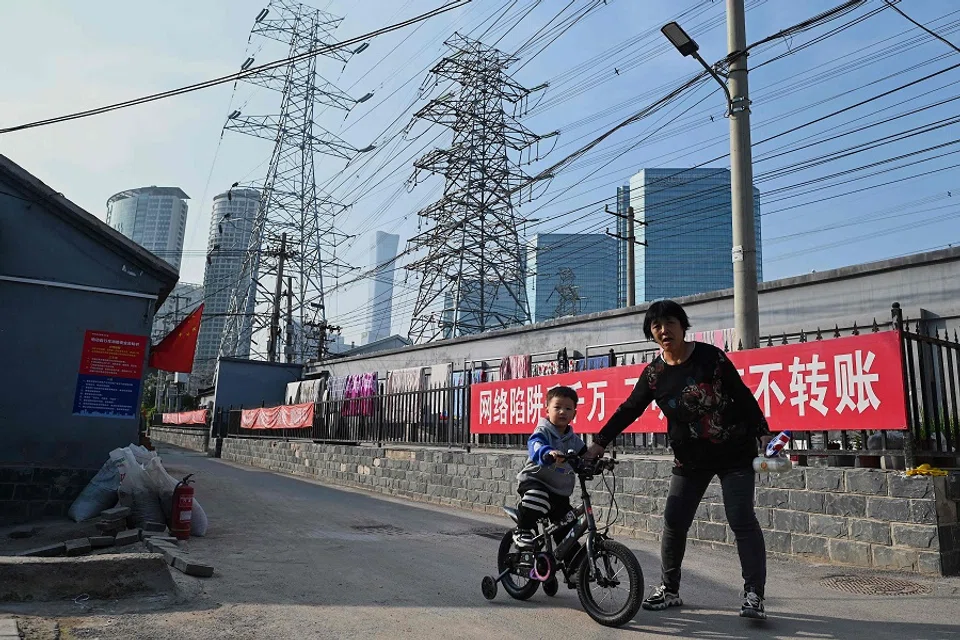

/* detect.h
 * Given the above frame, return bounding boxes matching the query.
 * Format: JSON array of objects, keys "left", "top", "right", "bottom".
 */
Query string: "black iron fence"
[{"left": 217, "top": 303, "right": 959, "bottom": 466}]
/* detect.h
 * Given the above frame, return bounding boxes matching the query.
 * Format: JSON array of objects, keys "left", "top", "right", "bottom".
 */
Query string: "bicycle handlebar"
[{"left": 565, "top": 450, "right": 617, "bottom": 476}]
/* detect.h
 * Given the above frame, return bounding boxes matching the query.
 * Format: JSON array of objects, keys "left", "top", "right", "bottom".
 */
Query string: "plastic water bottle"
[{"left": 765, "top": 430, "right": 792, "bottom": 458}]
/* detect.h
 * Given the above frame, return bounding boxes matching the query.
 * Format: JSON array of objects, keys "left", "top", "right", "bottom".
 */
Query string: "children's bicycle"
[{"left": 480, "top": 452, "right": 644, "bottom": 628}]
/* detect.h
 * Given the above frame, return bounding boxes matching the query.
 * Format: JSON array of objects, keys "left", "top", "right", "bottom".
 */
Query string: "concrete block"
[
  {"left": 0, "top": 617, "right": 20, "bottom": 638},
  {"left": 765, "top": 469, "right": 805, "bottom": 489},
  {"left": 96, "top": 520, "right": 125, "bottom": 534},
  {"left": 792, "top": 534, "right": 829, "bottom": 558},
  {"left": 755, "top": 488, "right": 789, "bottom": 508},
  {"left": 8, "top": 525, "right": 36, "bottom": 539},
  {"left": 697, "top": 521, "right": 727, "bottom": 542},
  {"left": 910, "top": 499, "right": 937, "bottom": 525},
  {"left": 917, "top": 551, "right": 942, "bottom": 575},
  {"left": 100, "top": 505, "right": 131, "bottom": 520},
  {"left": 65, "top": 538, "right": 92, "bottom": 557},
  {"left": 143, "top": 521, "right": 167, "bottom": 533},
  {"left": 806, "top": 469, "right": 844, "bottom": 492},
  {"left": 888, "top": 474, "right": 933, "bottom": 499},
  {"left": 823, "top": 493, "right": 866, "bottom": 517},
  {"left": 788, "top": 490, "right": 825, "bottom": 513},
  {"left": 848, "top": 519, "right": 891, "bottom": 545},
  {"left": 115, "top": 529, "right": 141, "bottom": 547},
  {"left": 844, "top": 469, "right": 888, "bottom": 495},
  {"left": 173, "top": 556, "right": 214, "bottom": 578},
  {"left": 872, "top": 545, "right": 918, "bottom": 571},
  {"left": 808, "top": 514, "right": 847, "bottom": 538},
  {"left": 891, "top": 523, "right": 939, "bottom": 550},
  {"left": 764, "top": 530, "right": 792, "bottom": 554},
  {"left": 89, "top": 536, "right": 115, "bottom": 549},
  {"left": 866, "top": 497, "right": 912, "bottom": 522},
  {"left": 772, "top": 509, "right": 809, "bottom": 534},
  {"left": 828, "top": 539, "right": 872, "bottom": 566},
  {"left": 18, "top": 543, "right": 65, "bottom": 557}
]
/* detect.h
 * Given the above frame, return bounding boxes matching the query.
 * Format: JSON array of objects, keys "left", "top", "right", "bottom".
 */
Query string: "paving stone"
[
  {"left": 115, "top": 529, "right": 141, "bottom": 546},
  {"left": 96, "top": 520, "right": 125, "bottom": 534},
  {"left": 8, "top": 525, "right": 37, "bottom": 539},
  {"left": 89, "top": 536, "right": 115, "bottom": 549},
  {"left": 143, "top": 521, "right": 167, "bottom": 533},
  {"left": 64, "top": 538, "right": 92, "bottom": 557},
  {"left": 0, "top": 618, "right": 20, "bottom": 638},
  {"left": 18, "top": 542, "right": 65, "bottom": 557},
  {"left": 173, "top": 556, "right": 214, "bottom": 578},
  {"left": 100, "top": 505, "right": 131, "bottom": 519}
]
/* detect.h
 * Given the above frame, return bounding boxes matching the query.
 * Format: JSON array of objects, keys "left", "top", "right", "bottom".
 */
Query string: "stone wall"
[
  {"left": 221, "top": 438, "right": 959, "bottom": 576},
  {"left": 149, "top": 426, "right": 209, "bottom": 454},
  {"left": 0, "top": 467, "right": 97, "bottom": 525}
]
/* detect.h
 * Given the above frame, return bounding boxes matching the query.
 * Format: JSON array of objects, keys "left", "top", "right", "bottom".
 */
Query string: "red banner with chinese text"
[
  {"left": 161, "top": 409, "right": 207, "bottom": 425},
  {"left": 241, "top": 402, "right": 315, "bottom": 430},
  {"left": 469, "top": 331, "right": 907, "bottom": 434}
]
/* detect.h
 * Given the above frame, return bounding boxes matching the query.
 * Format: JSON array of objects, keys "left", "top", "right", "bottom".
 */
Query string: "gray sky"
[{"left": 2, "top": 0, "right": 957, "bottom": 344}]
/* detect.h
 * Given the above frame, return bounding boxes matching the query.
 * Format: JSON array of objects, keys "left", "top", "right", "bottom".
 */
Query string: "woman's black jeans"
[{"left": 660, "top": 467, "right": 766, "bottom": 597}]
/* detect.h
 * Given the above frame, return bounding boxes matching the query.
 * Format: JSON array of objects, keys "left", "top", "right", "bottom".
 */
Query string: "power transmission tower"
[
  {"left": 551, "top": 268, "right": 582, "bottom": 319},
  {"left": 219, "top": 0, "right": 373, "bottom": 364},
  {"left": 404, "top": 33, "right": 554, "bottom": 343}
]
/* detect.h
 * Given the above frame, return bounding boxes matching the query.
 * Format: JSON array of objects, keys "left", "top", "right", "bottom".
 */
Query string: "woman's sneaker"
[
  {"left": 642, "top": 584, "right": 682, "bottom": 611},
  {"left": 512, "top": 528, "right": 537, "bottom": 549},
  {"left": 740, "top": 588, "right": 766, "bottom": 620}
]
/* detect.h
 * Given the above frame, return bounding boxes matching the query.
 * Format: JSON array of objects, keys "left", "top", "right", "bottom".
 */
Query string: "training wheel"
[
  {"left": 543, "top": 576, "right": 559, "bottom": 597},
  {"left": 481, "top": 575, "right": 498, "bottom": 600}
]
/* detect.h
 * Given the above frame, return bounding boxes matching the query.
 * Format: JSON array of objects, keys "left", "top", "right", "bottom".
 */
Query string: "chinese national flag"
[{"left": 149, "top": 304, "right": 204, "bottom": 373}]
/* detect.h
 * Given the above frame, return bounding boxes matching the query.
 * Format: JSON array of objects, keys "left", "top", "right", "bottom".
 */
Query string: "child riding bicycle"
[{"left": 512, "top": 385, "right": 587, "bottom": 549}]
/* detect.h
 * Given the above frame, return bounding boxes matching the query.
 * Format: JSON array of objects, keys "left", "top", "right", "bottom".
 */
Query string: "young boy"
[{"left": 513, "top": 385, "right": 587, "bottom": 549}]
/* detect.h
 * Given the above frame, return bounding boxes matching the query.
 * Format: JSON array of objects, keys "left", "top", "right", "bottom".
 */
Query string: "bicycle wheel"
[
  {"left": 497, "top": 531, "right": 540, "bottom": 600},
  {"left": 576, "top": 539, "right": 644, "bottom": 627}
]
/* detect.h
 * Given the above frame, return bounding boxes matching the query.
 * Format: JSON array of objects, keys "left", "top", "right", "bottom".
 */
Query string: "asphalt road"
[{"left": 47, "top": 446, "right": 960, "bottom": 639}]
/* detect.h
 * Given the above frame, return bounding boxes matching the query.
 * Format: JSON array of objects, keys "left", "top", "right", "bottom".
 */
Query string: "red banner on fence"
[
  {"left": 241, "top": 402, "right": 315, "bottom": 430},
  {"left": 470, "top": 331, "right": 908, "bottom": 434},
  {"left": 162, "top": 409, "right": 207, "bottom": 425}
]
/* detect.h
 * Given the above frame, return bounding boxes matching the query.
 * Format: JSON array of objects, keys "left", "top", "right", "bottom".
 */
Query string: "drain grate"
[{"left": 819, "top": 575, "right": 931, "bottom": 596}]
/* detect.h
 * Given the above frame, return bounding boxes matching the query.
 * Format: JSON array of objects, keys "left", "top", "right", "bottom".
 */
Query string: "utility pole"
[
  {"left": 267, "top": 232, "right": 288, "bottom": 362},
  {"left": 284, "top": 276, "right": 294, "bottom": 363},
  {"left": 727, "top": 0, "right": 760, "bottom": 349},
  {"left": 606, "top": 205, "right": 643, "bottom": 307}
]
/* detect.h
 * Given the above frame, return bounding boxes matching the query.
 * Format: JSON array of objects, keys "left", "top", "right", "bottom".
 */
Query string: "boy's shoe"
[
  {"left": 512, "top": 528, "right": 537, "bottom": 549},
  {"left": 739, "top": 588, "right": 766, "bottom": 620},
  {"left": 641, "top": 584, "right": 682, "bottom": 611}
]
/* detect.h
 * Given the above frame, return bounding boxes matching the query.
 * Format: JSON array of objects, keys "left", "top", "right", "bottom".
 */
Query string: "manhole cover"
[
  {"left": 351, "top": 524, "right": 404, "bottom": 535},
  {"left": 819, "top": 575, "right": 931, "bottom": 596}
]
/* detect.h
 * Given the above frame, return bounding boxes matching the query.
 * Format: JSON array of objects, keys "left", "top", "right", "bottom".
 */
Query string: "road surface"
[{"left": 40, "top": 446, "right": 960, "bottom": 639}]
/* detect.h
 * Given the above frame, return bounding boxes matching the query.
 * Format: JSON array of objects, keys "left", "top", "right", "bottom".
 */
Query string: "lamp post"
[{"left": 661, "top": 2, "right": 760, "bottom": 349}]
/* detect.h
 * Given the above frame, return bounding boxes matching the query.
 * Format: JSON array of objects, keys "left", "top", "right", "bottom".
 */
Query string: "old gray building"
[{"left": 0, "top": 155, "right": 178, "bottom": 523}]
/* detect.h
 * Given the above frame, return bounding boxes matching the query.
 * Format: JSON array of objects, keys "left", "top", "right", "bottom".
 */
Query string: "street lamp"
[
  {"left": 660, "top": 22, "right": 733, "bottom": 114},
  {"left": 661, "top": 3, "right": 760, "bottom": 350}
]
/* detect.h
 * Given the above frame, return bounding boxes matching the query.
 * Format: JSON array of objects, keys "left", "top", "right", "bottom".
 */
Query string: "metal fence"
[{"left": 216, "top": 302, "right": 959, "bottom": 466}]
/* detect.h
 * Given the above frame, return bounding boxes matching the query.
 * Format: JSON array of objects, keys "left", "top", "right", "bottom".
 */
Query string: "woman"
[{"left": 587, "top": 299, "right": 771, "bottom": 620}]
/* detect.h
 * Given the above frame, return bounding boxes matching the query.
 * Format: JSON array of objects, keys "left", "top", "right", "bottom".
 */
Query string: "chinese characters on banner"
[
  {"left": 469, "top": 331, "right": 908, "bottom": 434},
  {"left": 72, "top": 331, "right": 148, "bottom": 419}
]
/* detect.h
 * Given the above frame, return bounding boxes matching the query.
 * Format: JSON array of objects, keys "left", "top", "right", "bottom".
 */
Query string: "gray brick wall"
[
  {"left": 221, "top": 439, "right": 958, "bottom": 576},
  {"left": 149, "top": 427, "right": 209, "bottom": 453},
  {"left": 0, "top": 467, "right": 97, "bottom": 525}
]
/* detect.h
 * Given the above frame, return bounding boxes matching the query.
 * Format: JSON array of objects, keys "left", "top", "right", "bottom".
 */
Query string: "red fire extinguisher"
[{"left": 171, "top": 474, "right": 194, "bottom": 541}]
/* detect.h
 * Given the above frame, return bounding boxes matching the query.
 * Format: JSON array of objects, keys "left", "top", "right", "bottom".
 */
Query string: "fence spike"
[
  {"left": 833, "top": 324, "right": 841, "bottom": 338},
  {"left": 767, "top": 335, "right": 774, "bottom": 347},
  {"left": 799, "top": 329, "right": 807, "bottom": 343},
  {"left": 954, "top": 329, "right": 959, "bottom": 343},
  {"left": 780, "top": 333, "right": 787, "bottom": 345},
  {"left": 816, "top": 327, "right": 823, "bottom": 340},
  {"left": 872, "top": 318, "right": 879, "bottom": 332},
  {"left": 724, "top": 340, "right": 729, "bottom": 351},
  {"left": 915, "top": 319, "right": 922, "bottom": 334},
  {"left": 738, "top": 339, "right": 744, "bottom": 351},
  {"left": 852, "top": 321, "right": 859, "bottom": 336},
  {"left": 631, "top": 355, "right": 636, "bottom": 364},
  {"left": 935, "top": 327, "right": 940, "bottom": 339}
]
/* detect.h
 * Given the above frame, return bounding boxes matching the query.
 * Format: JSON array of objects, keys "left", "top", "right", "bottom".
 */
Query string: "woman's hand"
[{"left": 585, "top": 442, "right": 605, "bottom": 459}]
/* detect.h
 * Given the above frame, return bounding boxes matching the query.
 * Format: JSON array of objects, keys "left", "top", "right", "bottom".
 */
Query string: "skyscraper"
[
  {"left": 615, "top": 184, "right": 630, "bottom": 308},
  {"left": 360, "top": 231, "right": 400, "bottom": 345},
  {"left": 527, "top": 234, "right": 619, "bottom": 323},
  {"left": 105, "top": 186, "right": 190, "bottom": 271},
  {"left": 193, "top": 188, "right": 261, "bottom": 387},
  {"left": 628, "top": 168, "right": 762, "bottom": 302}
]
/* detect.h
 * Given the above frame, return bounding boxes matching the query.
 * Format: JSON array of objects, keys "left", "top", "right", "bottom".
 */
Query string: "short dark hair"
[
  {"left": 546, "top": 385, "right": 579, "bottom": 406},
  {"left": 643, "top": 299, "right": 691, "bottom": 340}
]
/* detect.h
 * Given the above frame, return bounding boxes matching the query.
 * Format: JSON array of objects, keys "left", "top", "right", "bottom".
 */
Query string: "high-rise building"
[
  {"left": 360, "top": 231, "right": 400, "bottom": 345},
  {"left": 105, "top": 187, "right": 190, "bottom": 271},
  {"left": 527, "top": 234, "right": 619, "bottom": 324},
  {"left": 193, "top": 188, "right": 261, "bottom": 387},
  {"left": 628, "top": 168, "right": 761, "bottom": 302}
]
